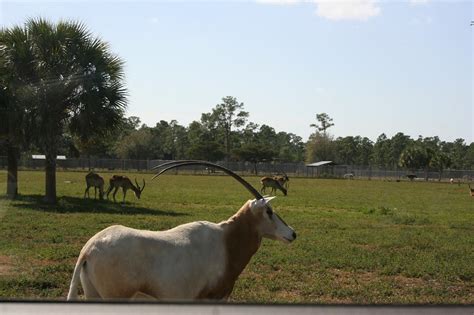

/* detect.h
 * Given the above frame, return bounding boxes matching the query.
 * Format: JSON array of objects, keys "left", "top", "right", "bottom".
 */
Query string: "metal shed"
[{"left": 306, "top": 161, "right": 337, "bottom": 177}]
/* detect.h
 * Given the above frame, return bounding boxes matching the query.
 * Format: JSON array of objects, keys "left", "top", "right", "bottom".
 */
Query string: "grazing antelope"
[
  {"left": 274, "top": 171, "right": 290, "bottom": 190},
  {"left": 469, "top": 184, "right": 474, "bottom": 197},
  {"left": 84, "top": 172, "right": 105, "bottom": 200},
  {"left": 105, "top": 175, "right": 145, "bottom": 203},
  {"left": 261, "top": 176, "right": 288, "bottom": 196},
  {"left": 67, "top": 160, "right": 296, "bottom": 301}
]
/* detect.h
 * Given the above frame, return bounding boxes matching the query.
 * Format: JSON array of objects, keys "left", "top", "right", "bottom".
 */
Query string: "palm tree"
[
  {"left": 2, "top": 18, "right": 127, "bottom": 203},
  {"left": 0, "top": 27, "right": 35, "bottom": 198}
]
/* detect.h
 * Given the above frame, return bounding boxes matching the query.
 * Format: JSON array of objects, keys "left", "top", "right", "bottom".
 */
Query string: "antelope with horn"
[
  {"left": 105, "top": 175, "right": 145, "bottom": 203},
  {"left": 261, "top": 176, "right": 288, "bottom": 196},
  {"left": 67, "top": 160, "right": 296, "bottom": 301},
  {"left": 84, "top": 172, "right": 105, "bottom": 200}
]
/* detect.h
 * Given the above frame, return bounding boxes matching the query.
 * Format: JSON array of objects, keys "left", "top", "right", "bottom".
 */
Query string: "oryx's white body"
[{"left": 67, "top": 197, "right": 295, "bottom": 301}]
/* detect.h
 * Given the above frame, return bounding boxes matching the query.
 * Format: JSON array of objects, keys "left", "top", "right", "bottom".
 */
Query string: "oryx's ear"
[
  {"left": 263, "top": 196, "right": 276, "bottom": 204},
  {"left": 250, "top": 196, "right": 277, "bottom": 210}
]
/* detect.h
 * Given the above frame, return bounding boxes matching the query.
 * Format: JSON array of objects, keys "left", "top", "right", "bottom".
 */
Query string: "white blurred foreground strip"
[{"left": 0, "top": 302, "right": 472, "bottom": 315}]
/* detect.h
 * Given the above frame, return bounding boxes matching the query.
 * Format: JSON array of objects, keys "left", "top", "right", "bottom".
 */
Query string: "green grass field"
[{"left": 0, "top": 170, "right": 472, "bottom": 303}]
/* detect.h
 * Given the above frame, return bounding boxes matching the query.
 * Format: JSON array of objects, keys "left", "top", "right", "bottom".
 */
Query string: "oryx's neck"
[
  {"left": 223, "top": 202, "right": 262, "bottom": 273},
  {"left": 197, "top": 202, "right": 262, "bottom": 299}
]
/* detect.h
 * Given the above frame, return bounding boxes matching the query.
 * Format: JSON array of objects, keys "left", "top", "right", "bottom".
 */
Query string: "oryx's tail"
[{"left": 67, "top": 253, "right": 86, "bottom": 300}]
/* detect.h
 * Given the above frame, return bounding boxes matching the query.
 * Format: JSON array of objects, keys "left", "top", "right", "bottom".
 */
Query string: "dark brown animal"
[
  {"left": 260, "top": 177, "right": 287, "bottom": 196},
  {"left": 84, "top": 172, "right": 105, "bottom": 200},
  {"left": 106, "top": 175, "right": 145, "bottom": 203}
]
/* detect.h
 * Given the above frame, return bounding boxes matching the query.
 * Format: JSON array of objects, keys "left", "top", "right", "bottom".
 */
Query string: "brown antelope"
[
  {"left": 106, "top": 175, "right": 145, "bottom": 203},
  {"left": 469, "top": 184, "right": 474, "bottom": 197},
  {"left": 67, "top": 160, "right": 295, "bottom": 301},
  {"left": 261, "top": 176, "right": 288, "bottom": 196},
  {"left": 274, "top": 172, "right": 290, "bottom": 190},
  {"left": 84, "top": 172, "right": 105, "bottom": 200}
]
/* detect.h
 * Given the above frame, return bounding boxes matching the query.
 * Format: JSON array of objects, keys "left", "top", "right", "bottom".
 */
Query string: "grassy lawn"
[{"left": 0, "top": 170, "right": 472, "bottom": 303}]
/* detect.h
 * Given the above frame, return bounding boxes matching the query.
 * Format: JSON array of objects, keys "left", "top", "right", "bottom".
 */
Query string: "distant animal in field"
[
  {"left": 406, "top": 174, "right": 417, "bottom": 181},
  {"left": 469, "top": 184, "right": 474, "bottom": 197},
  {"left": 273, "top": 172, "right": 290, "bottom": 190},
  {"left": 106, "top": 175, "right": 145, "bottom": 203},
  {"left": 260, "top": 176, "right": 287, "bottom": 196},
  {"left": 84, "top": 172, "right": 105, "bottom": 200},
  {"left": 343, "top": 173, "right": 354, "bottom": 180}
]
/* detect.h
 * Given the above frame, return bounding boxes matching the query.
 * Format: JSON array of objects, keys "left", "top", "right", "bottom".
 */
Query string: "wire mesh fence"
[{"left": 0, "top": 156, "right": 472, "bottom": 181}]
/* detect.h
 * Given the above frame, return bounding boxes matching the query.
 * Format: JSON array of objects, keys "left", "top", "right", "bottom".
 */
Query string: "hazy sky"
[{"left": 1, "top": 0, "right": 473, "bottom": 143}]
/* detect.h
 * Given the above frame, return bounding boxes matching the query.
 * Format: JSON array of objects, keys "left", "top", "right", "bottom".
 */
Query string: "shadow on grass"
[{"left": 3, "top": 194, "right": 187, "bottom": 217}]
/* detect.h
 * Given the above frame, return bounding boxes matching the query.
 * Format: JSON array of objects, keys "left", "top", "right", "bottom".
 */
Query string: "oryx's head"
[
  {"left": 152, "top": 160, "right": 296, "bottom": 244},
  {"left": 249, "top": 196, "right": 296, "bottom": 244}
]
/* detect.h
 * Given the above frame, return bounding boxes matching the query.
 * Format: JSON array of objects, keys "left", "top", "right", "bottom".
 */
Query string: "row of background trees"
[
  {"left": 306, "top": 113, "right": 474, "bottom": 173},
  {"left": 11, "top": 99, "right": 472, "bottom": 175},
  {"left": 1, "top": 19, "right": 473, "bottom": 203}
]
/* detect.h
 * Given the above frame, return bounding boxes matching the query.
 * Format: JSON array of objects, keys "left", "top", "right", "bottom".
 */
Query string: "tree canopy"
[{"left": 1, "top": 18, "right": 127, "bottom": 202}]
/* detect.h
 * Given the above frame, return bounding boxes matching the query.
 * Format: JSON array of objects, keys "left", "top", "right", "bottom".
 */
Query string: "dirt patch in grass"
[
  {"left": 327, "top": 268, "right": 474, "bottom": 303},
  {"left": 0, "top": 255, "right": 15, "bottom": 276},
  {"left": 352, "top": 243, "right": 378, "bottom": 251},
  {"left": 330, "top": 268, "right": 441, "bottom": 289}
]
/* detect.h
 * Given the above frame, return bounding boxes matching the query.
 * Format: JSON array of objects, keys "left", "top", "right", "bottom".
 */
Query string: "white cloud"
[
  {"left": 257, "top": 0, "right": 381, "bottom": 21},
  {"left": 315, "top": 87, "right": 325, "bottom": 94},
  {"left": 256, "top": 0, "right": 301, "bottom": 4},
  {"left": 149, "top": 17, "right": 159, "bottom": 25},
  {"left": 408, "top": 0, "right": 430, "bottom": 5},
  {"left": 314, "top": 0, "right": 381, "bottom": 21},
  {"left": 410, "top": 15, "right": 433, "bottom": 25}
]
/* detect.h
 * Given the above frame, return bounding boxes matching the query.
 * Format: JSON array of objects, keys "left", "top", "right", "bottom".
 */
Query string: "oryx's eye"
[{"left": 266, "top": 209, "right": 273, "bottom": 217}]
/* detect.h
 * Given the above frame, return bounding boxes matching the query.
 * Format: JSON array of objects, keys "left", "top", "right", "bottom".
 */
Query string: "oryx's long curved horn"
[
  {"left": 141, "top": 179, "right": 145, "bottom": 192},
  {"left": 151, "top": 160, "right": 202, "bottom": 171},
  {"left": 152, "top": 160, "right": 213, "bottom": 175},
  {"left": 152, "top": 160, "right": 264, "bottom": 200}
]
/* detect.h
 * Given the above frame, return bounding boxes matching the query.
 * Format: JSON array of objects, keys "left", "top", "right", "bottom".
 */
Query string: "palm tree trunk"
[
  {"left": 44, "top": 153, "right": 57, "bottom": 204},
  {"left": 6, "top": 142, "right": 19, "bottom": 198}
]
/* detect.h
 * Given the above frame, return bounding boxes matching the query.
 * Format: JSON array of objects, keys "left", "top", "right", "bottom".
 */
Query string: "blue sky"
[{"left": 1, "top": 0, "right": 472, "bottom": 143}]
